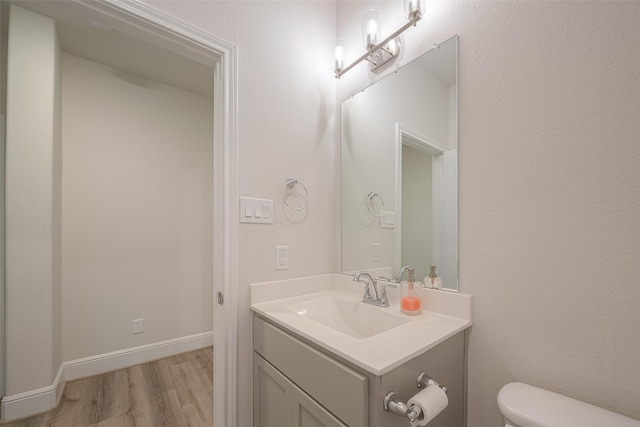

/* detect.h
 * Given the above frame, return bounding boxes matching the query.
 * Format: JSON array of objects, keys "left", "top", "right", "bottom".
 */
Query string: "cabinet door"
[
  {"left": 291, "top": 386, "right": 347, "bottom": 427},
  {"left": 254, "top": 316, "right": 368, "bottom": 427},
  {"left": 254, "top": 354, "right": 292, "bottom": 427}
]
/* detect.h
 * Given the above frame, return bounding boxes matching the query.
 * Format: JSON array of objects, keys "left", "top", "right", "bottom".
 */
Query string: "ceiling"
[{"left": 11, "top": 0, "right": 214, "bottom": 97}]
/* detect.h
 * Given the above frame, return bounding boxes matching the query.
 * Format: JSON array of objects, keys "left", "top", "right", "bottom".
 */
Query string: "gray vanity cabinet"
[
  {"left": 254, "top": 354, "right": 346, "bottom": 427},
  {"left": 253, "top": 316, "right": 367, "bottom": 427},
  {"left": 253, "top": 314, "right": 465, "bottom": 427}
]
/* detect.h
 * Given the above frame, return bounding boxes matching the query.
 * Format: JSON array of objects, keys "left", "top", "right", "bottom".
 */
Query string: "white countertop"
[{"left": 250, "top": 274, "right": 472, "bottom": 376}]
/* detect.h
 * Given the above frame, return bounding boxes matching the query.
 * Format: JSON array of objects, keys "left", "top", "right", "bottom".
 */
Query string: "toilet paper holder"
[{"left": 383, "top": 371, "right": 448, "bottom": 422}]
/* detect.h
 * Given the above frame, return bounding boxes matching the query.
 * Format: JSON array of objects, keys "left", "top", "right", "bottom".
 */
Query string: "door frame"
[
  {"left": 74, "top": 1, "right": 239, "bottom": 425},
  {"left": 395, "top": 123, "right": 444, "bottom": 275}
]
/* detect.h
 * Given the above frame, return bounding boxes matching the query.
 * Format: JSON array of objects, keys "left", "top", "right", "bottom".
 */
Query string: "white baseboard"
[
  {"left": 0, "top": 364, "right": 65, "bottom": 423},
  {"left": 1, "top": 332, "right": 213, "bottom": 422},
  {"left": 64, "top": 331, "right": 213, "bottom": 381}
]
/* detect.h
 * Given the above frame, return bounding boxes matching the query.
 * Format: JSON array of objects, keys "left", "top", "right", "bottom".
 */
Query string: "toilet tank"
[{"left": 497, "top": 382, "right": 640, "bottom": 427}]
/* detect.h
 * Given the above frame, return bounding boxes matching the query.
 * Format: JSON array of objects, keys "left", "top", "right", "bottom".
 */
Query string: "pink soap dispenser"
[{"left": 401, "top": 268, "right": 421, "bottom": 315}]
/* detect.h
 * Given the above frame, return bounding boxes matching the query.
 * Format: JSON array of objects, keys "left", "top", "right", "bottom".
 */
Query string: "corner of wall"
[
  {"left": 52, "top": 14, "right": 63, "bottom": 381},
  {"left": 5, "top": 3, "right": 61, "bottom": 396}
]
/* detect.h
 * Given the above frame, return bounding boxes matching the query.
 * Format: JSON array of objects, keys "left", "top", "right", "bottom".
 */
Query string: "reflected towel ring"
[
  {"left": 283, "top": 178, "right": 309, "bottom": 211},
  {"left": 367, "top": 192, "right": 385, "bottom": 217}
]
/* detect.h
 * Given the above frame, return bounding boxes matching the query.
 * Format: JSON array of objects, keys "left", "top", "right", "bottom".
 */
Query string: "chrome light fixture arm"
[{"left": 335, "top": 15, "right": 421, "bottom": 79}]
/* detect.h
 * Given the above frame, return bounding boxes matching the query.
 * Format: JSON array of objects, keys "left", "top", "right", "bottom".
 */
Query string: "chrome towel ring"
[
  {"left": 367, "top": 192, "right": 385, "bottom": 217},
  {"left": 283, "top": 178, "right": 309, "bottom": 211}
]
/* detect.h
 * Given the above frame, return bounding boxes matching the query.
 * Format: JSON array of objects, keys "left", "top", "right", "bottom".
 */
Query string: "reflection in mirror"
[{"left": 341, "top": 35, "right": 458, "bottom": 291}]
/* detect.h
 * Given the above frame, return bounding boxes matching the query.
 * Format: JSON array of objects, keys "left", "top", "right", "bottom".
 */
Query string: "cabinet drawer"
[{"left": 253, "top": 316, "right": 368, "bottom": 427}]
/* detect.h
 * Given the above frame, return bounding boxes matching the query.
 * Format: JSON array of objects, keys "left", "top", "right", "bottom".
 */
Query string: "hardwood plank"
[
  {"left": 2, "top": 347, "right": 213, "bottom": 427},
  {"left": 185, "top": 349, "right": 214, "bottom": 387},
  {"left": 172, "top": 358, "right": 213, "bottom": 420},
  {"left": 87, "top": 412, "right": 135, "bottom": 427}
]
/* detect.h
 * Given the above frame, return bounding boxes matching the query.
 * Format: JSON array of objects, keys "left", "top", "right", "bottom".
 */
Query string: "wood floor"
[{"left": 2, "top": 347, "right": 213, "bottom": 427}]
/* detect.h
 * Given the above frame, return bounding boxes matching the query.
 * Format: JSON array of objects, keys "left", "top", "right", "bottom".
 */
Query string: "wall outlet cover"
[
  {"left": 275, "top": 246, "right": 290, "bottom": 270},
  {"left": 371, "top": 243, "right": 380, "bottom": 262},
  {"left": 133, "top": 318, "right": 144, "bottom": 334}
]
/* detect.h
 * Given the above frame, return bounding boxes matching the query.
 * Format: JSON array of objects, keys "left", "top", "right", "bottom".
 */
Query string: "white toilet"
[{"left": 497, "top": 382, "right": 640, "bottom": 427}]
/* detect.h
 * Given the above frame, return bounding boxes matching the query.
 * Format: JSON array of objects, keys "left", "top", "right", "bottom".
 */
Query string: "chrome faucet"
[
  {"left": 353, "top": 272, "right": 390, "bottom": 307},
  {"left": 396, "top": 265, "right": 413, "bottom": 283}
]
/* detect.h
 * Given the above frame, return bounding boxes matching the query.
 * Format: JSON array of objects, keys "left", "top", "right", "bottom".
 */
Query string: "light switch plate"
[
  {"left": 240, "top": 197, "right": 274, "bottom": 224},
  {"left": 380, "top": 211, "right": 396, "bottom": 229}
]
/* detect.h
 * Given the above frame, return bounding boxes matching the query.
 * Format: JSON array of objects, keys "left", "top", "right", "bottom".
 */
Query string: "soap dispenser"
[
  {"left": 425, "top": 265, "right": 442, "bottom": 289},
  {"left": 401, "top": 267, "right": 421, "bottom": 315}
]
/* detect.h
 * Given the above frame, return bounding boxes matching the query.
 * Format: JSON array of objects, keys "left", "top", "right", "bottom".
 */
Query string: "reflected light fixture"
[{"left": 335, "top": 0, "right": 425, "bottom": 79}]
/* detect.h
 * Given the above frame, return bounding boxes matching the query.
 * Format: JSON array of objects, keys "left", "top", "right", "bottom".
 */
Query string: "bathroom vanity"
[
  {"left": 256, "top": 33, "right": 467, "bottom": 427},
  {"left": 251, "top": 274, "right": 471, "bottom": 427}
]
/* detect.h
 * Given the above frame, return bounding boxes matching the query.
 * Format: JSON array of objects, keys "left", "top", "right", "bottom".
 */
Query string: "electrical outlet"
[
  {"left": 275, "top": 246, "right": 290, "bottom": 270},
  {"left": 133, "top": 318, "right": 144, "bottom": 334},
  {"left": 371, "top": 243, "right": 380, "bottom": 262}
]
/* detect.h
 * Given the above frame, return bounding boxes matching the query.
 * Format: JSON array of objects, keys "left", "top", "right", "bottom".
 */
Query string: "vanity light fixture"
[
  {"left": 335, "top": 38, "right": 345, "bottom": 75},
  {"left": 334, "top": 0, "right": 425, "bottom": 79}
]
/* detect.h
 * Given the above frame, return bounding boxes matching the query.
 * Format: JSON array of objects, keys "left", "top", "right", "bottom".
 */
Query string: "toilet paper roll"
[{"left": 407, "top": 385, "right": 448, "bottom": 426}]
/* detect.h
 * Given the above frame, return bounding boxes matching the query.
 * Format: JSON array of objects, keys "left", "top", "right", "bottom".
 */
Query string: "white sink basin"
[
  {"left": 251, "top": 275, "right": 472, "bottom": 375},
  {"left": 287, "top": 296, "right": 408, "bottom": 339}
]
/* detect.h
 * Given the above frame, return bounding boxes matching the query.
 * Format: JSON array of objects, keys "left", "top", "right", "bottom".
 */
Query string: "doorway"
[
  {"left": 396, "top": 124, "right": 445, "bottom": 283},
  {"left": 1, "top": 1, "right": 236, "bottom": 425}
]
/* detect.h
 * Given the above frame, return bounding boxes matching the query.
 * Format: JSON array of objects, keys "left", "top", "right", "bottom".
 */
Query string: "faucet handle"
[
  {"left": 379, "top": 278, "right": 399, "bottom": 287},
  {"left": 362, "top": 283, "right": 374, "bottom": 300}
]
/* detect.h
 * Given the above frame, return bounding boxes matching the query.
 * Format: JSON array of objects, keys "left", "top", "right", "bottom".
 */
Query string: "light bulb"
[
  {"left": 366, "top": 19, "right": 378, "bottom": 37},
  {"left": 362, "top": 10, "right": 381, "bottom": 51},
  {"left": 335, "top": 38, "right": 345, "bottom": 74},
  {"left": 335, "top": 40, "right": 345, "bottom": 62},
  {"left": 405, "top": 0, "right": 425, "bottom": 21}
]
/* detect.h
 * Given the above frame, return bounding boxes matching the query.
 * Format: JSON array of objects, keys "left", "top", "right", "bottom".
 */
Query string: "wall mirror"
[{"left": 341, "top": 35, "right": 458, "bottom": 291}]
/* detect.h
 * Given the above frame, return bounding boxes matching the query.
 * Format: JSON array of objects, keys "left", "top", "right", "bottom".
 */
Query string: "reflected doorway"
[{"left": 396, "top": 125, "right": 444, "bottom": 284}]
